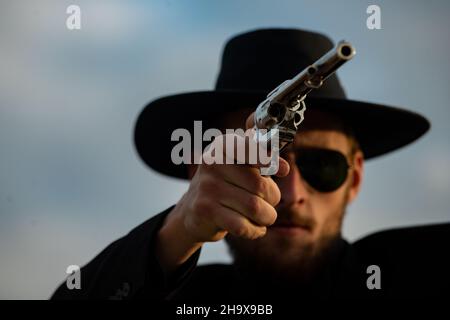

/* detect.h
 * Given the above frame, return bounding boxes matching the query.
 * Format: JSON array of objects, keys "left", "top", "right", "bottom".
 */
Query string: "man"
[{"left": 52, "top": 29, "right": 449, "bottom": 300}]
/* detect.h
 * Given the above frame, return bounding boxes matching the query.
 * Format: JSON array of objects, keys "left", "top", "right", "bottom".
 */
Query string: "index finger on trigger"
[{"left": 245, "top": 112, "right": 255, "bottom": 130}]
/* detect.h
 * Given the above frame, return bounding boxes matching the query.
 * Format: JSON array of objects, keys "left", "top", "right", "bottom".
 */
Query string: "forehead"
[
  {"left": 294, "top": 109, "right": 351, "bottom": 152},
  {"left": 291, "top": 130, "right": 350, "bottom": 155}
]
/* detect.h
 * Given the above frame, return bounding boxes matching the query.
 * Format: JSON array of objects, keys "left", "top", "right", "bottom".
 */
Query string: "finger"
[
  {"left": 245, "top": 112, "right": 255, "bottom": 130},
  {"left": 213, "top": 204, "right": 267, "bottom": 239},
  {"left": 216, "top": 164, "right": 281, "bottom": 206},
  {"left": 203, "top": 132, "right": 289, "bottom": 175},
  {"left": 203, "top": 133, "right": 263, "bottom": 167},
  {"left": 219, "top": 133, "right": 276, "bottom": 168},
  {"left": 217, "top": 180, "right": 277, "bottom": 226},
  {"left": 275, "top": 157, "right": 290, "bottom": 177}
]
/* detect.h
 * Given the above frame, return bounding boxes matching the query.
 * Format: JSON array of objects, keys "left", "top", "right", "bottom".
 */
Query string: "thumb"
[{"left": 245, "top": 111, "right": 255, "bottom": 130}]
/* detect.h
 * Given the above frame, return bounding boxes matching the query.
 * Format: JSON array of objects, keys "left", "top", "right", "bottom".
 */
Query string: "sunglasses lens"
[{"left": 296, "top": 148, "right": 349, "bottom": 192}]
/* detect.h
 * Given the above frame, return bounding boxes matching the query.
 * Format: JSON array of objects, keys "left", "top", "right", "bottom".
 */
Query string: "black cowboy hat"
[{"left": 134, "top": 28, "right": 430, "bottom": 179}]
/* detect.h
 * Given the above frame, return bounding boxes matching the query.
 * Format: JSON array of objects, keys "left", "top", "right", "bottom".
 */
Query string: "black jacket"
[{"left": 51, "top": 206, "right": 450, "bottom": 300}]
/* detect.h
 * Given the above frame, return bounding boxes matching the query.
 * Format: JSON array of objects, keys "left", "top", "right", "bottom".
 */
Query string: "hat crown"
[
  {"left": 134, "top": 28, "right": 430, "bottom": 180},
  {"left": 215, "top": 28, "right": 347, "bottom": 99}
]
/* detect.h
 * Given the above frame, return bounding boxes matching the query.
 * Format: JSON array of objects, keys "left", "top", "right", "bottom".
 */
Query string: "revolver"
[{"left": 254, "top": 40, "right": 356, "bottom": 153}]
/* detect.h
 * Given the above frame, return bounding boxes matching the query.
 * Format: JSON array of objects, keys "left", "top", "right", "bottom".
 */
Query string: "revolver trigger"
[{"left": 293, "top": 101, "right": 306, "bottom": 128}]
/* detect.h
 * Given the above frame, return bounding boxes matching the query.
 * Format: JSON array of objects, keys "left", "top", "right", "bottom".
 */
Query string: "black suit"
[{"left": 51, "top": 206, "right": 450, "bottom": 300}]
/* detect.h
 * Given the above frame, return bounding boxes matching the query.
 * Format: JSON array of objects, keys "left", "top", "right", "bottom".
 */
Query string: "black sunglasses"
[{"left": 283, "top": 147, "right": 352, "bottom": 193}]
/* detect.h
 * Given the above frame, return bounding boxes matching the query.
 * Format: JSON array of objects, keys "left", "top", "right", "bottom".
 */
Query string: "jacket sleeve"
[
  {"left": 353, "top": 223, "right": 450, "bottom": 298},
  {"left": 51, "top": 205, "right": 201, "bottom": 300}
]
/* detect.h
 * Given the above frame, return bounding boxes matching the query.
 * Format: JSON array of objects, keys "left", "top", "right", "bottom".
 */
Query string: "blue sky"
[{"left": 1, "top": 0, "right": 449, "bottom": 298}]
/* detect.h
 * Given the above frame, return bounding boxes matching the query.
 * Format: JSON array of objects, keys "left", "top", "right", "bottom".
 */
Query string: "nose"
[{"left": 275, "top": 155, "right": 309, "bottom": 208}]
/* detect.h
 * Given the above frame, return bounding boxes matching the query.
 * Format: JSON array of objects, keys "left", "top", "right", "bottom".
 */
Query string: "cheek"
[{"left": 311, "top": 188, "right": 348, "bottom": 230}]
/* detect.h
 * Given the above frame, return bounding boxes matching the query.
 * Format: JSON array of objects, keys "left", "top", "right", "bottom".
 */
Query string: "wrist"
[{"left": 156, "top": 200, "right": 203, "bottom": 274}]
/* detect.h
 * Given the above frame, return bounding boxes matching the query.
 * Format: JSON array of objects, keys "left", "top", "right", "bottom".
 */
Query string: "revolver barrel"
[
  {"left": 254, "top": 40, "right": 355, "bottom": 155},
  {"left": 270, "top": 40, "right": 355, "bottom": 108}
]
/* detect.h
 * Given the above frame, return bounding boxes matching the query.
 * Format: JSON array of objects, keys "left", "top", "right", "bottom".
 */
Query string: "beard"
[{"left": 225, "top": 187, "right": 350, "bottom": 291}]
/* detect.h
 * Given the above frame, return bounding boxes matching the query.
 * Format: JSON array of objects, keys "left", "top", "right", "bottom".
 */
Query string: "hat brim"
[{"left": 134, "top": 90, "right": 430, "bottom": 179}]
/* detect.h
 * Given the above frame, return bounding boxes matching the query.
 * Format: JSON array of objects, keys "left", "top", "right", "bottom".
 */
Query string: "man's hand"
[{"left": 156, "top": 112, "right": 290, "bottom": 273}]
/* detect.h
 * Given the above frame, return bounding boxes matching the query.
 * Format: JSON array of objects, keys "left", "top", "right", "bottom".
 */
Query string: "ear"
[{"left": 347, "top": 150, "right": 364, "bottom": 204}]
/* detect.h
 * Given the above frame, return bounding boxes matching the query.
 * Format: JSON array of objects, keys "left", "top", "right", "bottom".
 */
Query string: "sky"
[{"left": 1, "top": 0, "right": 449, "bottom": 299}]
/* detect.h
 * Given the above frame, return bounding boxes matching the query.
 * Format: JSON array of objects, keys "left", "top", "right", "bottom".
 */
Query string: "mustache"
[{"left": 272, "top": 207, "right": 316, "bottom": 230}]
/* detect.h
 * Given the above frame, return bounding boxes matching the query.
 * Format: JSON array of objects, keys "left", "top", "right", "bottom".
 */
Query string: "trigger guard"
[{"left": 293, "top": 100, "right": 306, "bottom": 128}]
